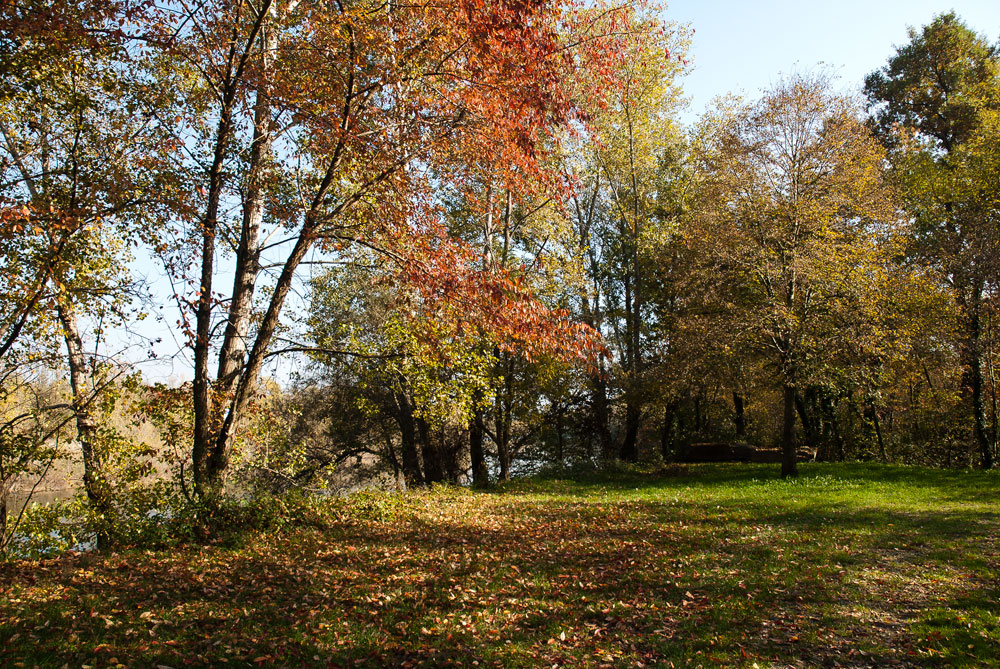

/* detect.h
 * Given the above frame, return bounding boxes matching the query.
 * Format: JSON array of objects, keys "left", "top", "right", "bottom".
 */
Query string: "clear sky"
[{"left": 663, "top": 1, "right": 1000, "bottom": 122}]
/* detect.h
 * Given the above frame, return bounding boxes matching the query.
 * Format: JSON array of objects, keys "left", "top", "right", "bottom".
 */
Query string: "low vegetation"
[{"left": 2, "top": 463, "right": 997, "bottom": 667}]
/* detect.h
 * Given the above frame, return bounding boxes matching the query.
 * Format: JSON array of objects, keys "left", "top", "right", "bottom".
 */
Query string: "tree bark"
[
  {"left": 393, "top": 391, "right": 423, "bottom": 487},
  {"left": 554, "top": 408, "right": 565, "bottom": 465},
  {"left": 794, "top": 390, "right": 818, "bottom": 451},
  {"left": 988, "top": 315, "right": 999, "bottom": 464},
  {"left": 591, "top": 376, "right": 614, "bottom": 460},
  {"left": 732, "top": 391, "right": 746, "bottom": 439},
  {"left": 495, "top": 364, "right": 514, "bottom": 481},
  {"left": 217, "top": 15, "right": 277, "bottom": 396},
  {"left": 620, "top": 401, "right": 640, "bottom": 462},
  {"left": 469, "top": 414, "right": 488, "bottom": 488},
  {"left": 440, "top": 426, "right": 463, "bottom": 483},
  {"left": 824, "top": 395, "right": 845, "bottom": 462},
  {"left": 660, "top": 401, "right": 677, "bottom": 461},
  {"left": 191, "top": 3, "right": 272, "bottom": 501},
  {"left": 57, "top": 303, "right": 112, "bottom": 549},
  {"left": 495, "top": 417, "right": 511, "bottom": 482},
  {"left": 866, "top": 401, "right": 888, "bottom": 463},
  {"left": 694, "top": 394, "right": 703, "bottom": 434},
  {"left": 0, "top": 488, "right": 7, "bottom": 548},
  {"left": 965, "top": 300, "right": 994, "bottom": 469},
  {"left": 417, "top": 417, "right": 444, "bottom": 484}
]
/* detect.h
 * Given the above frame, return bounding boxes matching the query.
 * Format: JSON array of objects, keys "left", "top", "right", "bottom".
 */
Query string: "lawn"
[{"left": 1, "top": 463, "right": 998, "bottom": 667}]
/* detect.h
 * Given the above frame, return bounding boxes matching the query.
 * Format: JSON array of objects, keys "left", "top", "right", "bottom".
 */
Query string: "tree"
[
  {"left": 693, "top": 74, "right": 897, "bottom": 477},
  {"left": 865, "top": 12, "right": 1000, "bottom": 468},
  {"left": 1, "top": 2, "right": 174, "bottom": 543},
  {"left": 307, "top": 257, "right": 496, "bottom": 488},
  {"left": 561, "top": 19, "right": 689, "bottom": 461},
  {"left": 145, "top": 0, "right": 637, "bottom": 503}
]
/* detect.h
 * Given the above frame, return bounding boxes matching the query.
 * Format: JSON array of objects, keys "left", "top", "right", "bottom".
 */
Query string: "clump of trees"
[{"left": 1, "top": 4, "right": 998, "bottom": 556}]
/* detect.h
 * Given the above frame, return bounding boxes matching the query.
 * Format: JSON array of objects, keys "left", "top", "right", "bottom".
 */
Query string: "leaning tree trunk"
[
  {"left": 865, "top": 400, "right": 888, "bottom": 463},
  {"left": 58, "top": 303, "right": 113, "bottom": 549}
]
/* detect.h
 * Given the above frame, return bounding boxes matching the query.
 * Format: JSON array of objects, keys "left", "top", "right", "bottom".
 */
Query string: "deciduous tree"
[
  {"left": 865, "top": 12, "right": 1000, "bottom": 468},
  {"left": 693, "top": 74, "right": 897, "bottom": 477}
]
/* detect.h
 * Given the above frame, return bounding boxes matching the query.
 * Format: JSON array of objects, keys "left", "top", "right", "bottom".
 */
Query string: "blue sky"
[{"left": 663, "top": 1, "right": 1000, "bottom": 122}]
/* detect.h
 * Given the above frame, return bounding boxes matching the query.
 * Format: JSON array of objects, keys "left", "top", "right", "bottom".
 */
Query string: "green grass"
[{"left": 2, "top": 463, "right": 998, "bottom": 667}]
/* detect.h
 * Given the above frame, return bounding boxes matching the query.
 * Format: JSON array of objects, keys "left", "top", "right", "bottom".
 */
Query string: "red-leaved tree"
[{"left": 141, "top": 0, "right": 645, "bottom": 501}]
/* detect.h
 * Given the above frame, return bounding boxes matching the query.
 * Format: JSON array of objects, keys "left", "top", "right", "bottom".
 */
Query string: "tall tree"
[
  {"left": 563, "top": 20, "right": 689, "bottom": 461},
  {"left": 693, "top": 74, "right": 897, "bottom": 477},
  {"left": 865, "top": 12, "right": 1000, "bottom": 468},
  {"left": 1, "top": 2, "right": 173, "bottom": 541}
]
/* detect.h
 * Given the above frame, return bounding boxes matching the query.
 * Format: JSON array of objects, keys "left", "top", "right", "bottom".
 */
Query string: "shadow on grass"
[{"left": 1, "top": 463, "right": 998, "bottom": 667}]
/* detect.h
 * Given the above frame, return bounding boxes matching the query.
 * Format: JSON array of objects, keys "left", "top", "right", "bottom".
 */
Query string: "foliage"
[
  {"left": 865, "top": 11, "right": 1000, "bottom": 469},
  {"left": 689, "top": 72, "right": 914, "bottom": 473}
]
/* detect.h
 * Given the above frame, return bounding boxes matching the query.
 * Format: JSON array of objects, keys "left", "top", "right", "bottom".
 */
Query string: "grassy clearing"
[{"left": 1, "top": 463, "right": 998, "bottom": 667}]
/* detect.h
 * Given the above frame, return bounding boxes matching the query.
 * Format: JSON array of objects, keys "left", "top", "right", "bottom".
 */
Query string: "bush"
[{"left": 6, "top": 484, "right": 410, "bottom": 559}]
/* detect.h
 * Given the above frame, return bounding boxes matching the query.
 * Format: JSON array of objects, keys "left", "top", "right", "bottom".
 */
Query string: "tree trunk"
[
  {"left": 867, "top": 401, "right": 888, "bottom": 463},
  {"left": 732, "top": 391, "right": 746, "bottom": 439},
  {"left": 189, "top": 2, "right": 281, "bottom": 503},
  {"left": 828, "top": 396, "right": 845, "bottom": 462},
  {"left": 495, "top": 366, "right": 514, "bottom": 481},
  {"left": 694, "top": 394, "right": 702, "bottom": 435},
  {"left": 496, "top": 412, "right": 511, "bottom": 482},
  {"left": 394, "top": 391, "right": 423, "bottom": 487},
  {"left": 554, "top": 409, "right": 565, "bottom": 464},
  {"left": 441, "top": 427, "right": 463, "bottom": 483},
  {"left": 816, "top": 393, "right": 835, "bottom": 461},
  {"left": 57, "top": 303, "right": 112, "bottom": 549},
  {"left": 217, "top": 17, "right": 277, "bottom": 396},
  {"left": 988, "top": 317, "right": 999, "bottom": 464},
  {"left": 621, "top": 228, "right": 643, "bottom": 462},
  {"left": 620, "top": 401, "right": 640, "bottom": 462},
  {"left": 661, "top": 401, "right": 677, "bottom": 461},
  {"left": 781, "top": 382, "right": 798, "bottom": 478},
  {"left": 0, "top": 488, "right": 7, "bottom": 548},
  {"left": 794, "top": 391, "right": 818, "bottom": 452},
  {"left": 469, "top": 414, "right": 488, "bottom": 488},
  {"left": 966, "top": 302, "right": 993, "bottom": 469},
  {"left": 591, "top": 376, "right": 614, "bottom": 460},
  {"left": 417, "top": 418, "right": 444, "bottom": 484}
]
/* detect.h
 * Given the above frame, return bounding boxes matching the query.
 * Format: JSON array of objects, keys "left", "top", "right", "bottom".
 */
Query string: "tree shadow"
[{"left": 1, "top": 466, "right": 998, "bottom": 667}]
